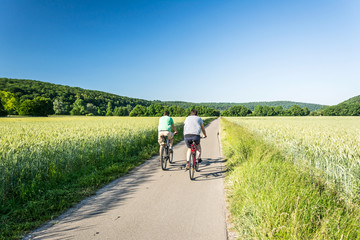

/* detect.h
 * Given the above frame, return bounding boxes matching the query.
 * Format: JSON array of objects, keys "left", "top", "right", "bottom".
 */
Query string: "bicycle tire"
[
  {"left": 195, "top": 158, "right": 199, "bottom": 172},
  {"left": 189, "top": 153, "right": 195, "bottom": 180},
  {"left": 169, "top": 150, "right": 173, "bottom": 164},
  {"left": 160, "top": 146, "right": 167, "bottom": 170}
]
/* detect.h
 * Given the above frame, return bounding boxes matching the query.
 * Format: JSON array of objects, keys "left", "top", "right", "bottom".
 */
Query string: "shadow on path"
[{"left": 27, "top": 159, "right": 160, "bottom": 240}]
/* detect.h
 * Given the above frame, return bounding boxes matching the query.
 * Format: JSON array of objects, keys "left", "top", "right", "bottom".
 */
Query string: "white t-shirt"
[{"left": 184, "top": 116, "right": 203, "bottom": 136}]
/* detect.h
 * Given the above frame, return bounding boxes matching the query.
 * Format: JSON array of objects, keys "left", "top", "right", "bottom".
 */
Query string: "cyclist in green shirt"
[{"left": 158, "top": 110, "right": 178, "bottom": 152}]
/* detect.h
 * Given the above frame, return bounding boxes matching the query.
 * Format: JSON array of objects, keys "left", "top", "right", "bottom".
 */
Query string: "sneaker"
[
  {"left": 198, "top": 158, "right": 202, "bottom": 163},
  {"left": 186, "top": 163, "right": 189, "bottom": 170},
  {"left": 169, "top": 148, "right": 173, "bottom": 153}
]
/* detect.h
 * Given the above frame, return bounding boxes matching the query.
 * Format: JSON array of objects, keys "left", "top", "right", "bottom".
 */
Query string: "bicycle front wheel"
[
  {"left": 160, "top": 146, "right": 167, "bottom": 170},
  {"left": 189, "top": 153, "right": 195, "bottom": 180}
]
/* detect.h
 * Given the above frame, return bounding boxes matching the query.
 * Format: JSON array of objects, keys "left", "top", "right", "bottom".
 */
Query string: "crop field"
[
  {"left": 0, "top": 116, "right": 186, "bottom": 239},
  {"left": 225, "top": 116, "right": 360, "bottom": 200}
]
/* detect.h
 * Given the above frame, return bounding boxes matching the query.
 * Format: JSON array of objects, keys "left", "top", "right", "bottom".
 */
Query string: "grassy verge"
[
  {"left": 221, "top": 118, "right": 360, "bottom": 239},
  {"left": 1, "top": 117, "right": 216, "bottom": 240}
]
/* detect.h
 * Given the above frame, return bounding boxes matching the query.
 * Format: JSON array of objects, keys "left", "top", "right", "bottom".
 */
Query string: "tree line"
[
  {"left": 319, "top": 103, "right": 360, "bottom": 116},
  {"left": 0, "top": 90, "right": 220, "bottom": 117},
  {"left": 163, "top": 100, "right": 325, "bottom": 111},
  {"left": 0, "top": 78, "right": 152, "bottom": 115},
  {"left": 222, "top": 105, "right": 311, "bottom": 116},
  {"left": 1, "top": 78, "right": 358, "bottom": 117}
]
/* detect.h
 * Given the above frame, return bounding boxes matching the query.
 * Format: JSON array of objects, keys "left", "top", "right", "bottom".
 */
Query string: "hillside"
[
  {"left": 0, "top": 78, "right": 220, "bottom": 116},
  {"left": 1, "top": 78, "right": 326, "bottom": 116},
  {"left": 163, "top": 101, "right": 325, "bottom": 112},
  {"left": 0, "top": 78, "right": 152, "bottom": 115},
  {"left": 321, "top": 95, "right": 360, "bottom": 116},
  {"left": 342, "top": 95, "right": 360, "bottom": 105},
  {"left": 0, "top": 78, "right": 151, "bottom": 107}
]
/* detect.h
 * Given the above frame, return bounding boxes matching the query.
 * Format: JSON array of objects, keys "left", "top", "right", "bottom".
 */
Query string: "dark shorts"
[{"left": 184, "top": 134, "right": 200, "bottom": 148}]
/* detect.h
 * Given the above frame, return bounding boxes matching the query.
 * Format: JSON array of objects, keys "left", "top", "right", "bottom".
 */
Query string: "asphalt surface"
[{"left": 25, "top": 118, "right": 227, "bottom": 240}]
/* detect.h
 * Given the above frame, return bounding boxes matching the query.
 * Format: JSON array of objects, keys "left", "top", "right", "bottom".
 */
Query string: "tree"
[
  {"left": 254, "top": 105, "right": 264, "bottom": 116},
  {"left": 222, "top": 105, "right": 251, "bottom": 116},
  {"left": 0, "top": 101, "right": 7, "bottom": 116},
  {"left": 114, "top": 106, "right": 130, "bottom": 116},
  {"left": 129, "top": 105, "right": 147, "bottom": 116},
  {"left": 0, "top": 91, "right": 18, "bottom": 114},
  {"left": 274, "top": 106, "right": 283, "bottom": 115},
  {"left": 106, "top": 101, "right": 113, "bottom": 116},
  {"left": 18, "top": 97, "right": 53, "bottom": 116},
  {"left": 32, "top": 97, "right": 53, "bottom": 116},
  {"left": 86, "top": 103, "right": 98, "bottom": 115},
  {"left": 289, "top": 105, "right": 304, "bottom": 116},
  {"left": 53, "top": 99, "right": 66, "bottom": 115},
  {"left": 302, "top": 107, "right": 310, "bottom": 116},
  {"left": 18, "top": 100, "right": 35, "bottom": 115},
  {"left": 70, "top": 98, "right": 86, "bottom": 115}
]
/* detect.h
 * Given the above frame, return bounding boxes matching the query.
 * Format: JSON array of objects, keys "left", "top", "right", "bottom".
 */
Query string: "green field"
[
  {"left": 0, "top": 116, "right": 191, "bottom": 239},
  {"left": 221, "top": 117, "right": 360, "bottom": 239},
  {"left": 225, "top": 116, "right": 360, "bottom": 200}
]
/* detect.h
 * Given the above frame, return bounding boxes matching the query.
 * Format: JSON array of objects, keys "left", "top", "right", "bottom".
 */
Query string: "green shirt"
[{"left": 158, "top": 116, "right": 174, "bottom": 132}]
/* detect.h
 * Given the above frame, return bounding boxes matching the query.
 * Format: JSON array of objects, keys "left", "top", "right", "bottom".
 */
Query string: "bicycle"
[
  {"left": 187, "top": 137, "right": 204, "bottom": 180},
  {"left": 159, "top": 135, "right": 174, "bottom": 170}
]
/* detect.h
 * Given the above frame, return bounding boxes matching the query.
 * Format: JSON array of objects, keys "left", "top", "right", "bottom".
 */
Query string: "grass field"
[
  {"left": 221, "top": 117, "right": 360, "bottom": 239},
  {"left": 0, "top": 116, "right": 196, "bottom": 240},
  {"left": 225, "top": 116, "right": 360, "bottom": 201}
]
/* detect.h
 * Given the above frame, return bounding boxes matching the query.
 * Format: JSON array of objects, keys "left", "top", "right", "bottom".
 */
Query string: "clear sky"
[{"left": 1, "top": 0, "right": 359, "bottom": 105}]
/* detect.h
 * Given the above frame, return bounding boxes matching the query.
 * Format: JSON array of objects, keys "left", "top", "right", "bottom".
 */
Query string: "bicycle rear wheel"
[
  {"left": 160, "top": 146, "right": 167, "bottom": 170},
  {"left": 189, "top": 153, "right": 195, "bottom": 180},
  {"left": 169, "top": 150, "right": 173, "bottom": 164},
  {"left": 160, "top": 146, "right": 166, "bottom": 170}
]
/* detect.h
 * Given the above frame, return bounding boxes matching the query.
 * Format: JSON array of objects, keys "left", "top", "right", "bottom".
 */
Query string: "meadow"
[
  {"left": 221, "top": 117, "right": 360, "bottom": 239},
  {"left": 0, "top": 116, "right": 189, "bottom": 239}
]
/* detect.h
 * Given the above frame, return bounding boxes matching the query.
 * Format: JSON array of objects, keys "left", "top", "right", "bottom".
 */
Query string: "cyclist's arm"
[
  {"left": 171, "top": 124, "right": 178, "bottom": 134},
  {"left": 201, "top": 124, "right": 207, "bottom": 138}
]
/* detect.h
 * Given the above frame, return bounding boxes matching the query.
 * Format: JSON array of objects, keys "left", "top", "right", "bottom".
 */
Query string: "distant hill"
[
  {"left": 0, "top": 78, "right": 221, "bottom": 116},
  {"left": 163, "top": 101, "right": 325, "bottom": 112},
  {"left": 0, "top": 78, "right": 152, "bottom": 114},
  {"left": 1, "top": 78, "right": 325, "bottom": 115},
  {"left": 341, "top": 95, "right": 360, "bottom": 105},
  {"left": 321, "top": 95, "right": 360, "bottom": 116}
]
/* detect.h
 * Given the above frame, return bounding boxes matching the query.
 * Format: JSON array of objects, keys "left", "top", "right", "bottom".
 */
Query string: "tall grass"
[
  {"left": 0, "top": 116, "right": 190, "bottom": 240},
  {"left": 225, "top": 116, "right": 360, "bottom": 202},
  {"left": 221, "top": 118, "right": 360, "bottom": 239}
]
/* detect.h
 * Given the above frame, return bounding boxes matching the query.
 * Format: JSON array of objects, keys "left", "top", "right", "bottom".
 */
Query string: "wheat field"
[
  {"left": 0, "top": 116, "right": 185, "bottom": 202},
  {"left": 225, "top": 116, "right": 360, "bottom": 200}
]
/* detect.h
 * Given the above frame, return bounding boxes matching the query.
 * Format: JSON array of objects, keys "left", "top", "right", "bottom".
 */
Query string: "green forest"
[
  {"left": 163, "top": 100, "right": 325, "bottom": 111},
  {"left": 1, "top": 78, "right": 359, "bottom": 117},
  {"left": 0, "top": 78, "right": 220, "bottom": 117}
]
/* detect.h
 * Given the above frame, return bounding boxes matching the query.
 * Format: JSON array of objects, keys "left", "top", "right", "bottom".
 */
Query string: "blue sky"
[{"left": 1, "top": 0, "right": 359, "bottom": 105}]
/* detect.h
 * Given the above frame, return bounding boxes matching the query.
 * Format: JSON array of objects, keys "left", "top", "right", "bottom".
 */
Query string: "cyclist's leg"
[
  {"left": 184, "top": 137, "right": 192, "bottom": 167},
  {"left": 186, "top": 148, "right": 192, "bottom": 162},
  {"left": 158, "top": 131, "right": 165, "bottom": 145},
  {"left": 196, "top": 143, "right": 201, "bottom": 159},
  {"left": 168, "top": 132, "right": 174, "bottom": 148}
]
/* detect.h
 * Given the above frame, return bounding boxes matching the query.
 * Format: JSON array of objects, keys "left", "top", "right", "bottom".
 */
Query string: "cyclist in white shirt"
[{"left": 183, "top": 109, "right": 207, "bottom": 169}]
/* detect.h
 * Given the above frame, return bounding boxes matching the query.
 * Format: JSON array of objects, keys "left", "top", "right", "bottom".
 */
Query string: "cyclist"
[
  {"left": 158, "top": 110, "right": 178, "bottom": 152},
  {"left": 184, "top": 109, "right": 207, "bottom": 169}
]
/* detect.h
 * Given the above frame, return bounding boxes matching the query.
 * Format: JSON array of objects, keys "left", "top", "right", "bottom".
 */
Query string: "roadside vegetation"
[
  {"left": 0, "top": 116, "right": 215, "bottom": 240},
  {"left": 221, "top": 118, "right": 360, "bottom": 239}
]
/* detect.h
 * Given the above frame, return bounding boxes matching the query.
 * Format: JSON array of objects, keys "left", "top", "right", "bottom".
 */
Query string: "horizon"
[
  {"left": 2, "top": 77, "right": 332, "bottom": 106},
  {"left": 1, "top": 0, "right": 360, "bottom": 105}
]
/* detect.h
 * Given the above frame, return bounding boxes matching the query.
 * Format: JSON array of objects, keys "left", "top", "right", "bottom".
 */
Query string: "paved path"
[{"left": 26, "top": 118, "right": 227, "bottom": 240}]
